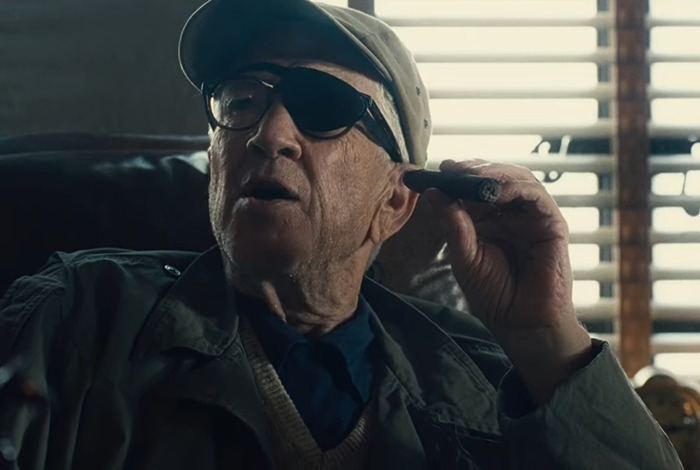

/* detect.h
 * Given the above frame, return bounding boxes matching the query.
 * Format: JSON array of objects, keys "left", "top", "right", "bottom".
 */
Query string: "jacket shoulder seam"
[{"left": 0, "top": 278, "right": 66, "bottom": 362}]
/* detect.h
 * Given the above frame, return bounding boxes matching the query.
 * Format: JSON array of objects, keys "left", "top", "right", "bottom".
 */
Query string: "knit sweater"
[{"left": 239, "top": 315, "right": 375, "bottom": 469}]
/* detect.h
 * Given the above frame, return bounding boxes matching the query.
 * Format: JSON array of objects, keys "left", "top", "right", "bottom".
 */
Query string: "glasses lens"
[
  {"left": 281, "top": 68, "right": 367, "bottom": 137},
  {"left": 209, "top": 79, "right": 269, "bottom": 129}
]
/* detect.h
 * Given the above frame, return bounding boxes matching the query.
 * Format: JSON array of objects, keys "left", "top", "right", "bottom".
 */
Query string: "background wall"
[{"left": 0, "top": 0, "right": 206, "bottom": 136}]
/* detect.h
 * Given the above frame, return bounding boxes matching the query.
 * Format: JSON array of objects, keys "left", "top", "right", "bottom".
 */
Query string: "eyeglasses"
[{"left": 201, "top": 63, "right": 403, "bottom": 163}]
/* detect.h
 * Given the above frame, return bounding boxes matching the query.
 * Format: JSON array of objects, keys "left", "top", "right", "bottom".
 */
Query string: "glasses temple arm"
[{"left": 365, "top": 101, "right": 404, "bottom": 164}]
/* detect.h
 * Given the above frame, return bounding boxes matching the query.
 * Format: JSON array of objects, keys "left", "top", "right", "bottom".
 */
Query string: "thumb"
[{"left": 423, "top": 189, "right": 479, "bottom": 266}]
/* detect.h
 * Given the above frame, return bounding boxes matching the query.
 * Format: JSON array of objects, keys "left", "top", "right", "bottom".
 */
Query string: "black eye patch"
[{"left": 280, "top": 68, "right": 367, "bottom": 133}]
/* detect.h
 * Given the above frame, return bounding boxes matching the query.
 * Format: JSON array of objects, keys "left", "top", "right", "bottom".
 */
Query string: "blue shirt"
[{"left": 238, "top": 294, "right": 375, "bottom": 449}]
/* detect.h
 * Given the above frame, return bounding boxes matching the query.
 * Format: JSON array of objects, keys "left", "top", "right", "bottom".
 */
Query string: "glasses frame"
[{"left": 201, "top": 66, "right": 404, "bottom": 164}]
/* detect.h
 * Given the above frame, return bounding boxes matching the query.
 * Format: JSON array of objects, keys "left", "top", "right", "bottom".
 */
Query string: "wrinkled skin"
[
  {"left": 208, "top": 59, "right": 417, "bottom": 337},
  {"left": 425, "top": 160, "right": 593, "bottom": 403},
  {"left": 208, "top": 29, "right": 592, "bottom": 402}
]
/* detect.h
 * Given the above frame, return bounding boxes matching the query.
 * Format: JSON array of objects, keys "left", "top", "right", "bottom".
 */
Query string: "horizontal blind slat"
[
  {"left": 414, "top": 49, "right": 613, "bottom": 64},
  {"left": 650, "top": 194, "right": 700, "bottom": 207},
  {"left": 575, "top": 299, "right": 618, "bottom": 321},
  {"left": 478, "top": 155, "right": 615, "bottom": 172},
  {"left": 652, "top": 268, "right": 700, "bottom": 281},
  {"left": 648, "top": 18, "right": 700, "bottom": 27},
  {"left": 650, "top": 155, "right": 700, "bottom": 172},
  {"left": 652, "top": 334, "right": 700, "bottom": 354},
  {"left": 429, "top": 85, "right": 612, "bottom": 99},
  {"left": 648, "top": 52, "right": 700, "bottom": 63},
  {"left": 649, "top": 125, "right": 700, "bottom": 137},
  {"left": 570, "top": 228, "right": 616, "bottom": 244},
  {"left": 652, "top": 304, "right": 700, "bottom": 321},
  {"left": 573, "top": 263, "right": 617, "bottom": 281},
  {"left": 383, "top": 15, "right": 612, "bottom": 28},
  {"left": 651, "top": 232, "right": 700, "bottom": 243},
  {"left": 433, "top": 121, "right": 613, "bottom": 136},
  {"left": 577, "top": 299, "right": 617, "bottom": 321},
  {"left": 596, "top": 334, "right": 700, "bottom": 354},
  {"left": 649, "top": 88, "right": 700, "bottom": 99},
  {"left": 554, "top": 193, "right": 613, "bottom": 207}
]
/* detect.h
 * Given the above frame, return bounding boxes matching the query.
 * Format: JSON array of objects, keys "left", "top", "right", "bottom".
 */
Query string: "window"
[
  {"left": 316, "top": 0, "right": 700, "bottom": 382},
  {"left": 377, "top": 0, "right": 618, "bottom": 344},
  {"left": 648, "top": 0, "right": 700, "bottom": 384}
]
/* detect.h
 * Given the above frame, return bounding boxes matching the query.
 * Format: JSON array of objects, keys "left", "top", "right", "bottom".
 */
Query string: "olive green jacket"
[{"left": 0, "top": 248, "right": 682, "bottom": 469}]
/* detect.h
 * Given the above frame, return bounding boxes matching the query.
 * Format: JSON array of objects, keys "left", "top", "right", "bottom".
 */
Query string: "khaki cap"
[{"left": 179, "top": 0, "right": 431, "bottom": 167}]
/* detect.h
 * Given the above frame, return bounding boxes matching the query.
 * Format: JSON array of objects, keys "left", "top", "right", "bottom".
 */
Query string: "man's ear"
[{"left": 369, "top": 164, "right": 420, "bottom": 245}]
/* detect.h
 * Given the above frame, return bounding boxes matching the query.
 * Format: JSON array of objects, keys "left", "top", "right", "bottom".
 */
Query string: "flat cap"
[{"left": 179, "top": 0, "right": 431, "bottom": 167}]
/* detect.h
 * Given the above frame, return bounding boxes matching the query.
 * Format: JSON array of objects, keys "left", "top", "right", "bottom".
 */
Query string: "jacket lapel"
[
  {"left": 131, "top": 247, "right": 236, "bottom": 359},
  {"left": 130, "top": 248, "right": 503, "bottom": 467},
  {"left": 362, "top": 277, "right": 500, "bottom": 434},
  {"left": 362, "top": 277, "right": 505, "bottom": 468},
  {"left": 129, "top": 247, "right": 273, "bottom": 461}
]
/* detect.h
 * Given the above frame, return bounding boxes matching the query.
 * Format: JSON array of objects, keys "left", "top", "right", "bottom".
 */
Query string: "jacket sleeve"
[
  {"left": 497, "top": 340, "right": 684, "bottom": 469},
  {"left": 0, "top": 254, "right": 84, "bottom": 470}
]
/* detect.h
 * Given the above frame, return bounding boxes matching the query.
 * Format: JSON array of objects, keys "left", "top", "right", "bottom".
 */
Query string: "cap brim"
[{"left": 179, "top": 0, "right": 388, "bottom": 88}]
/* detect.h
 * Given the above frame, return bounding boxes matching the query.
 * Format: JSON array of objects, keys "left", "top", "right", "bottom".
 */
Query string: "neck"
[{"left": 226, "top": 251, "right": 370, "bottom": 338}]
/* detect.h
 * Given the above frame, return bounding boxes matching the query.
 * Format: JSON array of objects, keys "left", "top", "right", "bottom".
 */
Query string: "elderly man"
[{"left": 0, "top": 0, "right": 682, "bottom": 468}]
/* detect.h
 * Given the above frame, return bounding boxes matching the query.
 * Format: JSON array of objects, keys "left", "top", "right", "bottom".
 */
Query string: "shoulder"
[
  {"left": 48, "top": 247, "right": 201, "bottom": 273},
  {"left": 15, "top": 248, "right": 201, "bottom": 307},
  {"left": 2, "top": 248, "right": 200, "bottom": 312},
  {"left": 29, "top": 248, "right": 202, "bottom": 296},
  {"left": 0, "top": 248, "right": 202, "bottom": 361},
  {"left": 33, "top": 247, "right": 202, "bottom": 319}
]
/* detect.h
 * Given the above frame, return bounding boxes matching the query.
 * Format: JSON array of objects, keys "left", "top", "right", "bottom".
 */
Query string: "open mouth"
[{"left": 242, "top": 180, "right": 299, "bottom": 202}]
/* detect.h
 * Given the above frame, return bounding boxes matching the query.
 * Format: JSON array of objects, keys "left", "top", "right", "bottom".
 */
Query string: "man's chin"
[{"left": 229, "top": 243, "right": 306, "bottom": 279}]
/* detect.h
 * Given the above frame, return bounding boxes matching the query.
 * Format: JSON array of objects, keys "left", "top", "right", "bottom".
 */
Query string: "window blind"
[
  {"left": 647, "top": 0, "right": 700, "bottom": 382},
  {"left": 375, "top": 0, "right": 618, "bottom": 341},
  {"left": 314, "top": 0, "right": 700, "bottom": 381}
]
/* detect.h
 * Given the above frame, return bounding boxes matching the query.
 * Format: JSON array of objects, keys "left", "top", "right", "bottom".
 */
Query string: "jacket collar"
[
  {"left": 131, "top": 246, "right": 238, "bottom": 360},
  {"left": 361, "top": 277, "right": 500, "bottom": 435},
  {"left": 132, "top": 247, "right": 500, "bottom": 436}
]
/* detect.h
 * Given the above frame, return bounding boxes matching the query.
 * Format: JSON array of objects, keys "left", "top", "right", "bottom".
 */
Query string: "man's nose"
[{"left": 246, "top": 100, "right": 303, "bottom": 160}]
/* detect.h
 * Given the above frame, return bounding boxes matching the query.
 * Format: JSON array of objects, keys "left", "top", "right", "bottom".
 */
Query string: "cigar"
[{"left": 403, "top": 170, "right": 501, "bottom": 203}]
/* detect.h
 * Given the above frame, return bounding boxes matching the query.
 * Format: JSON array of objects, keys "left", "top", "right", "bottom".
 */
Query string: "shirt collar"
[
  {"left": 132, "top": 248, "right": 499, "bottom": 434},
  {"left": 318, "top": 295, "right": 374, "bottom": 400},
  {"left": 236, "top": 293, "right": 303, "bottom": 370},
  {"left": 238, "top": 293, "right": 375, "bottom": 402}
]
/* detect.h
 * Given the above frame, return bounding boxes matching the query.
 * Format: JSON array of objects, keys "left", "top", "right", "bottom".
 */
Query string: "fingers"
[
  {"left": 423, "top": 188, "right": 480, "bottom": 263},
  {"left": 438, "top": 159, "right": 564, "bottom": 222},
  {"left": 429, "top": 159, "right": 570, "bottom": 244}
]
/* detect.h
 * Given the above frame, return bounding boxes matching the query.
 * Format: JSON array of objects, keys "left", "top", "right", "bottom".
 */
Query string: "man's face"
[{"left": 208, "top": 58, "right": 398, "bottom": 278}]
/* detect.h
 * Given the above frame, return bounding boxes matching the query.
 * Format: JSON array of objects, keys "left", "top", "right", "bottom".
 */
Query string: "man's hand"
[{"left": 424, "top": 159, "right": 593, "bottom": 403}]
